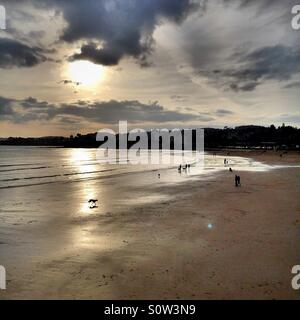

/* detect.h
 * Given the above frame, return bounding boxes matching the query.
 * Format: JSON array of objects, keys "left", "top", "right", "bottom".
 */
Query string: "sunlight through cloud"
[{"left": 68, "top": 60, "right": 105, "bottom": 87}]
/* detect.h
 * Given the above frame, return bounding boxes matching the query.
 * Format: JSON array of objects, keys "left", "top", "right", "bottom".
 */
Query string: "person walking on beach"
[{"left": 235, "top": 175, "right": 241, "bottom": 187}]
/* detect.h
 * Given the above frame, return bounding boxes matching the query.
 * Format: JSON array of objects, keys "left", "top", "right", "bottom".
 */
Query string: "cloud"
[
  {"left": 0, "top": 96, "right": 215, "bottom": 124},
  {"left": 215, "top": 109, "right": 234, "bottom": 117},
  {"left": 0, "top": 38, "right": 48, "bottom": 69},
  {"left": 235, "top": 45, "right": 300, "bottom": 81},
  {"left": 47, "top": 100, "right": 214, "bottom": 123},
  {"left": 283, "top": 81, "right": 300, "bottom": 89},
  {"left": 170, "top": 95, "right": 189, "bottom": 102},
  {"left": 209, "top": 45, "right": 300, "bottom": 91},
  {"left": 37, "top": 0, "right": 201, "bottom": 66},
  {"left": 229, "top": 82, "right": 259, "bottom": 92},
  {"left": 69, "top": 42, "right": 121, "bottom": 66},
  {"left": 0, "top": 96, "right": 52, "bottom": 123},
  {"left": 20, "top": 97, "right": 52, "bottom": 109},
  {"left": 1, "top": 0, "right": 299, "bottom": 133},
  {"left": 0, "top": 97, "right": 15, "bottom": 116}
]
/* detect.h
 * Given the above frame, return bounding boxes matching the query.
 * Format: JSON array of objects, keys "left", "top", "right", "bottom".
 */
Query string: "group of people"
[
  {"left": 177, "top": 157, "right": 242, "bottom": 187},
  {"left": 178, "top": 164, "right": 191, "bottom": 172}
]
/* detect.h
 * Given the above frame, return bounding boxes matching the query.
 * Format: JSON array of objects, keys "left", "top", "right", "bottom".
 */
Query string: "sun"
[{"left": 68, "top": 60, "right": 105, "bottom": 86}]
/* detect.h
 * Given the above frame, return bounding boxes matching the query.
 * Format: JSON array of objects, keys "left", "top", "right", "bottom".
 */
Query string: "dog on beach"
[{"left": 88, "top": 199, "right": 98, "bottom": 208}]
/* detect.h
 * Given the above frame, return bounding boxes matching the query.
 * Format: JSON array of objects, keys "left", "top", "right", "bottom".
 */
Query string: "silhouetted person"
[
  {"left": 235, "top": 175, "right": 239, "bottom": 187},
  {"left": 237, "top": 175, "right": 241, "bottom": 186},
  {"left": 229, "top": 167, "right": 233, "bottom": 172}
]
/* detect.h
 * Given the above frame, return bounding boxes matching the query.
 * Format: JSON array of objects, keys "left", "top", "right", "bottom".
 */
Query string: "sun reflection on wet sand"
[
  {"left": 68, "top": 148, "right": 95, "bottom": 164},
  {"left": 67, "top": 149, "right": 102, "bottom": 215}
]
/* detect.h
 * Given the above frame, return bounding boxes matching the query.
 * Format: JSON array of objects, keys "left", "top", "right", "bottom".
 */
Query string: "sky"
[{"left": 0, "top": 0, "right": 300, "bottom": 137}]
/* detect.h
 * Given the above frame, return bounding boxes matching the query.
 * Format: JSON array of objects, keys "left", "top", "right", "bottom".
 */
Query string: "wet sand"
[{"left": 1, "top": 150, "right": 300, "bottom": 299}]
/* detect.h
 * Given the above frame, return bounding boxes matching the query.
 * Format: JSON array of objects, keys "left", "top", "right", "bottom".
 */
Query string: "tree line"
[{"left": 1, "top": 124, "right": 299, "bottom": 150}]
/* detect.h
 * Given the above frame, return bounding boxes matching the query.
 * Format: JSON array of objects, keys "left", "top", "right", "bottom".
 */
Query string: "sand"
[{"left": 1, "top": 150, "right": 300, "bottom": 299}]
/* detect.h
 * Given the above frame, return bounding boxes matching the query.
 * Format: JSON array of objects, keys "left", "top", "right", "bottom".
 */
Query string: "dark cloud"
[
  {"left": 215, "top": 109, "right": 234, "bottom": 117},
  {"left": 0, "top": 96, "right": 215, "bottom": 124},
  {"left": 235, "top": 45, "right": 300, "bottom": 81},
  {"left": 38, "top": 0, "right": 201, "bottom": 66},
  {"left": 47, "top": 100, "right": 214, "bottom": 123},
  {"left": 0, "top": 97, "right": 15, "bottom": 116},
  {"left": 229, "top": 82, "right": 259, "bottom": 92},
  {"left": 209, "top": 45, "right": 300, "bottom": 91},
  {"left": 69, "top": 43, "right": 120, "bottom": 66},
  {"left": 283, "top": 81, "right": 300, "bottom": 89},
  {"left": 0, "top": 96, "right": 52, "bottom": 123},
  {"left": 0, "top": 38, "right": 48, "bottom": 69},
  {"left": 20, "top": 97, "right": 52, "bottom": 109}
]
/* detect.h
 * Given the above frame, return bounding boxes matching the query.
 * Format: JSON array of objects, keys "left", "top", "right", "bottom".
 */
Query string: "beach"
[{"left": 0, "top": 148, "right": 300, "bottom": 299}]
